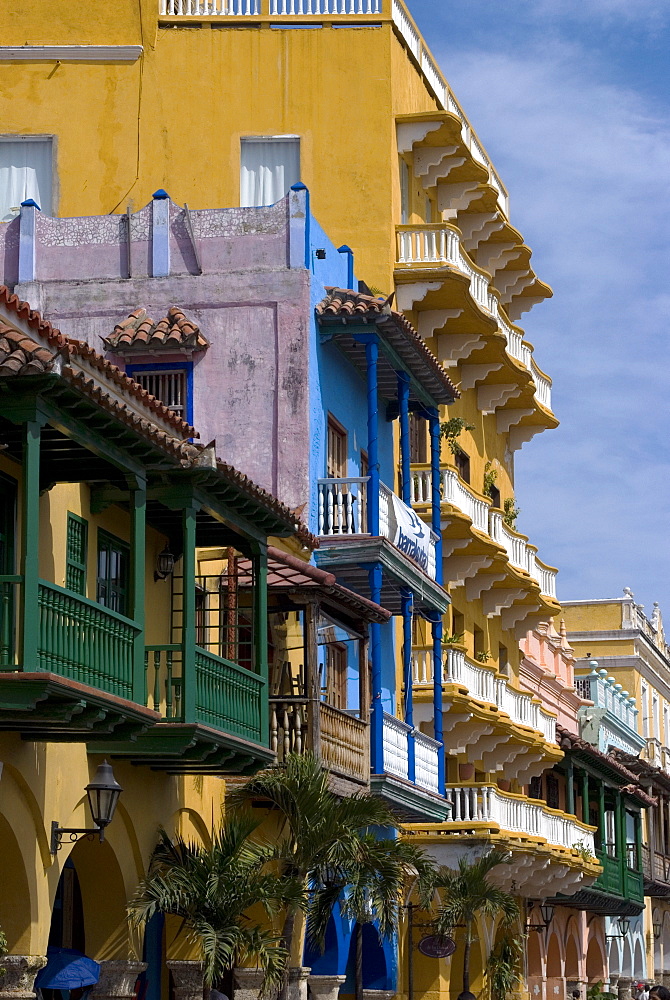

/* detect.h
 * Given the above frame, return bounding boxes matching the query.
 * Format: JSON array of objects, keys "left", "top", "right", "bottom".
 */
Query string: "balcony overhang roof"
[
  {"left": 316, "top": 288, "right": 459, "bottom": 409},
  {"left": 0, "top": 672, "right": 159, "bottom": 741},
  {"left": 236, "top": 545, "right": 392, "bottom": 626},
  {"left": 314, "top": 535, "right": 450, "bottom": 615}
]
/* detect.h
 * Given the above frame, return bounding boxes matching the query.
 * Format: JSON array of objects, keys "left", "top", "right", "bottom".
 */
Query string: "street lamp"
[
  {"left": 653, "top": 919, "right": 662, "bottom": 940},
  {"left": 617, "top": 917, "right": 631, "bottom": 937},
  {"left": 51, "top": 761, "right": 123, "bottom": 853},
  {"left": 154, "top": 547, "right": 175, "bottom": 581},
  {"left": 526, "top": 901, "right": 555, "bottom": 933}
]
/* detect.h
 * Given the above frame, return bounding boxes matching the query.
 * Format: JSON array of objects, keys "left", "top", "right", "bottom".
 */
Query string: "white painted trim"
[{"left": 0, "top": 45, "right": 143, "bottom": 62}]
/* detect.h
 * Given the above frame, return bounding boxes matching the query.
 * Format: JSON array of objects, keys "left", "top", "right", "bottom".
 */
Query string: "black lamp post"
[
  {"left": 540, "top": 902, "right": 556, "bottom": 929},
  {"left": 51, "top": 760, "right": 123, "bottom": 853},
  {"left": 617, "top": 916, "right": 631, "bottom": 937}
]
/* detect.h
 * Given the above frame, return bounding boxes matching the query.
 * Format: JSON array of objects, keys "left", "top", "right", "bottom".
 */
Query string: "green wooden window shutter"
[
  {"left": 66, "top": 513, "right": 88, "bottom": 596},
  {"left": 96, "top": 529, "right": 130, "bottom": 616}
]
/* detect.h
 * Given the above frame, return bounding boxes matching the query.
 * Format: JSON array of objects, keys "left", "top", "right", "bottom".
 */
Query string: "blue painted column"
[
  {"left": 428, "top": 407, "right": 443, "bottom": 585},
  {"left": 365, "top": 336, "right": 384, "bottom": 773},
  {"left": 431, "top": 615, "right": 445, "bottom": 794},
  {"left": 337, "top": 244, "right": 355, "bottom": 289},
  {"left": 398, "top": 372, "right": 411, "bottom": 506},
  {"left": 369, "top": 563, "right": 384, "bottom": 775},
  {"left": 365, "top": 338, "right": 380, "bottom": 536},
  {"left": 402, "top": 587, "right": 415, "bottom": 783}
]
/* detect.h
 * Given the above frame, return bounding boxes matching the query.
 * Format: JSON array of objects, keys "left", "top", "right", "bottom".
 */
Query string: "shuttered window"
[
  {"left": 66, "top": 513, "right": 88, "bottom": 596},
  {"left": 97, "top": 530, "right": 129, "bottom": 616},
  {"left": 133, "top": 369, "right": 187, "bottom": 416},
  {"left": 327, "top": 416, "right": 347, "bottom": 479}
]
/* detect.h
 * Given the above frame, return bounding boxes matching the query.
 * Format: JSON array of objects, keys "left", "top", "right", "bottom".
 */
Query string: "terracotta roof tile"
[
  {"left": 0, "top": 324, "right": 57, "bottom": 376},
  {"left": 556, "top": 725, "right": 655, "bottom": 806},
  {"left": 316, "top": 287, "right": 459, "bottom": 404},
  {"left": 0, "top": 286, "right": 196, "bottom": 439},
  {"left": 102, "top": 307, "right": 209, "bottom": 356}
]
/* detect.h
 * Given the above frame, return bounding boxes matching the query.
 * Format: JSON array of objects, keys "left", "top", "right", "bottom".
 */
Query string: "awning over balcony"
[
  {"left": 315, "top": 287, "right": 459, "bottom": 408},
  {"left": 237, "top": 544, "right": 392, "bottom": 627}
]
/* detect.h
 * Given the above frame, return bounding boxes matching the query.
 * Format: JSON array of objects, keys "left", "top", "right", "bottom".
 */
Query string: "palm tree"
[
  {"left": 434, "top": 848, "right": 519, "bottom": 997},
  {"left": 128, "top": 813, "right": 304, "bottom": 989},
  {"left": 234, "top": 753, "right": 434, "bottom": 999}
]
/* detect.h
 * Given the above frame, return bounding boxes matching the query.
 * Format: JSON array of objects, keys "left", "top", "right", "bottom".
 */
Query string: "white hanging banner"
[{"left": 390, "top": 494, "right": 431, "bottom": 574}]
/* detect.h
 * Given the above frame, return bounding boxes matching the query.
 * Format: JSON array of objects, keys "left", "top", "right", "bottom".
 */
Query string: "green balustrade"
[
  {"left": 194, "top": 647, "right": 264, "bottom": 743},
  {"left": 37, "top": 580, "right": 139, "bottom": 699},
  {"left": 144, "top": 643, "right": 265, "bottom": 744},
  {"left": 145, "top": 644, "right": 184, "bottom": 721}
]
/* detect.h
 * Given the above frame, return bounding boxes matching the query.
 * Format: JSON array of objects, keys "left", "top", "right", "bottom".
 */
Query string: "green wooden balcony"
[
  {"left": 0, "top": 577, "right": 271, "bottom": 769},
  {"left": 1, "top": 577, "right": 141, "bottom": 696},
  {"left": 146, "top": 644, "right": 265, "bottom": 744},
  {"left": 591, "top": 850, "right": 644, "bottom": 906},
  {"left": 37, "top": 580, "right": 139, "bottom": 701}
]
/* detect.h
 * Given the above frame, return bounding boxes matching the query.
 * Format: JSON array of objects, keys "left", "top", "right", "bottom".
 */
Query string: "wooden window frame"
[
  {"left": 66, "top": 512, "right": 88, "bottom": 596},
  {"left": 96, "top": 529, "right": 130, "bottom": 617},
  {"left": 327, "top": 414, "right": 348, "bottom": 480}
]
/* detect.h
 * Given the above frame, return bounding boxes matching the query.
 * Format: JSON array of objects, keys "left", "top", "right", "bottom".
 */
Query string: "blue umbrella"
[{"left": 35, "top": 948, "right": 100, "bottom": 990}]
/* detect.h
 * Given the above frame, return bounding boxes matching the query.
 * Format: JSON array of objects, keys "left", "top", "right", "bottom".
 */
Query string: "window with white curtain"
[
  {"left": 240, "top": 137, "right": 300, "bottom": 208},
  {"left": 0, "top": 138, "right": 53, "bottom": 223}
]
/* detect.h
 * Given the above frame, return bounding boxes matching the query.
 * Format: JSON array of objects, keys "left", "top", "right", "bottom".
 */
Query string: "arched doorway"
[
  {"left": 565, "top": 935, "right": 580, "bottom": 981},
  {"left": 621, "top": 939, "right": 633, "bottom": 978},
  {"left": 0, "top": 812, "right": 33, "bottom": 952},
  {"left": 49, "top": 836, "right": 128, "bottom": 961},
  {"left": 527, "top": 932, "right": 544, "bottom": 979},
  {"left": 586, "top": 936, "right": 606, "bottom": 983},
  {"left": 633, "top": 939, "right": 645, "bottom": 981},
  {"left": 547, "top": 934, "right": 562, "bottom": 979},
  {"left": 48, "top": 859, "right": 85, "bottom": 952},
  {"left": 343, "top": 923, "right": 391, "bottom": 994},
  {"left": 305, "top": 915, "right": 341, "bottom": 975}
]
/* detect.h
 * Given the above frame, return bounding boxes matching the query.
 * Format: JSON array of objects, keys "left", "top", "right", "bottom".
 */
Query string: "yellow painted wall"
[
  {"left": 563, "top": 602, "right": 623, "bottom": 632},
  {"left": 0, "top": 732, "right": 225, "bottom": 957},
  {"left": 0, "top": 7, "right": 444, "bottom": 291}
]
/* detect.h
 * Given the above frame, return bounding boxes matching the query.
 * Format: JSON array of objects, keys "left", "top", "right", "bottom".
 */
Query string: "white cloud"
[{"left": 430, "top": 36, "right": 670, "bottom": 613}]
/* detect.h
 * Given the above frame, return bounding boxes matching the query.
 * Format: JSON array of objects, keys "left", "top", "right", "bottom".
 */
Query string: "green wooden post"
[
  {"left": 582, "top": 769, "right": 590, "bottom": 825},
  {"left": 181, "top": 504, "right": 197, "bottom": 722},
  {"left": 566, "top": 756, "right": 575, "bottom": 816},
  {"left": 129, "top": 479, "right": 147, "bottom": 704},
  {"left": 599, "top": 779, "right": 606, "bottom": 852},
  {"left": 635, "top": 807, "right": 643, "bottom": 872},
  {"left": 21, "top": 420, "right": 41, "bottom": 668},
  {"left": 252, "top": 541, "right": 269, "bottom": 748}
]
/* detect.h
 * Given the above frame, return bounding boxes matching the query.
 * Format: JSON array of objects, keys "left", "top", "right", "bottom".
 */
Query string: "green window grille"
[
  {"left": 66, "top": 513, "right": 88, "bottom": 596},
  {"left": 96, "top": 529, "right": 130, "bottom": 617}
]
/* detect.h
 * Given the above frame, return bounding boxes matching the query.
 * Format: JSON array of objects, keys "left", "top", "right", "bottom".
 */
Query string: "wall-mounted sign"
[{"left": 417, "top": 935, "right": 456, "bottom": 959}]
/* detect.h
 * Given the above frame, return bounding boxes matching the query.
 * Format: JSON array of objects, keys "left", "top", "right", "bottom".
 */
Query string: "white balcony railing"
[
  {"left": 382, "top": 712, "right": 441, "bottom": 794},
  {"left": 396, "top": 224, "right": 551, "bottom": 412},
  {"left": 161, "top": 0, "right": 382, "bottom": 12},
  {"left": 412, "top": 645, "right": 557, "bottom": 744},
  {"left": 410, "top": 467, "right": 490, "bottom": 535},
  {"left": 409, "top": 467, "right": 558, "bottom": 599},
  {"left": 397, "top": 225, "right": 490, "bottom": 312},
  {"left": 575, "top": 665, "right": 638, "bottom": 732},
  {"left": 489, "top": 510, "right": 535, "bottom": 576},
  {"left": 317, "top": 477, "right": 438, "bottom": 580},
  {"left": 446, "top": 784, "right": 597, "bottom": 855}
]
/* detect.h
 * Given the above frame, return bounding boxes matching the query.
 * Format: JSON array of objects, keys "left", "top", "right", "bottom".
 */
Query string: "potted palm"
[{"left": 128, "top": 813, "right": 303, "bottom": 991}]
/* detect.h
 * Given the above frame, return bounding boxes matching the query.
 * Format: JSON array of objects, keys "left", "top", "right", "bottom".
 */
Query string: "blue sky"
[{"left": 407, "top": 0, "right": 670, "bottom": 618}]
